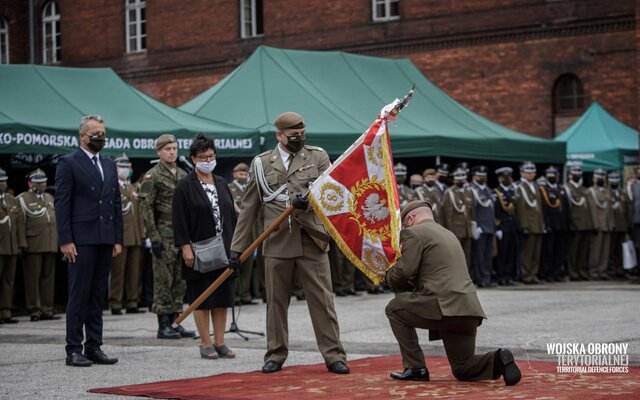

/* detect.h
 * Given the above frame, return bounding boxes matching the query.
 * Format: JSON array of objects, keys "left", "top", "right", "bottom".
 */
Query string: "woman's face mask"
[{"left": 196, "top": 159, "right": 217, "bottom": 174}]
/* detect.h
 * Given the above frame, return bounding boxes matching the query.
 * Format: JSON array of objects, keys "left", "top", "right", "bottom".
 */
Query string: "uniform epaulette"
[
  {"left": 304, "top": 145, "right": 324, "bottom": 151},
  {"left": 255, "top": 149, "right": 274, "bottom": 159}
]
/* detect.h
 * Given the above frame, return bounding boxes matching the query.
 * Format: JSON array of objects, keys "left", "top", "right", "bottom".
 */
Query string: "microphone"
[{"left": 178, "top": 155, "right": 194, "bottom": 172}]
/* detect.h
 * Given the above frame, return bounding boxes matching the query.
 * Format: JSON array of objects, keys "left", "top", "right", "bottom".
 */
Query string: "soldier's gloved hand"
[
  {"left": 521, "top": 228, "right": 530, "bottom": 237},
  {"left": 495, "top": 230, "right": 503, "bottom": 241},
  {"left": 151, "top": 241, "right": 164, "bottom": 258},
  {"left": 229, "top": 251, "right": 241, "bottom": 278},
  {"left": 292, "top": 193, "right": 309, "bottom": 210}
]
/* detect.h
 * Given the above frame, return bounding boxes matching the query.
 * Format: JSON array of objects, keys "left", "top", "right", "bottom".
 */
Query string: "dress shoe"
[
  {"left": 85, "top": 350, "right": 118, "bottom": 365},
  {"left": 126, "top": 308, "right": 146, "bottom": 314},
  {"left": 335, "top": 290, "right": 347, "bottom": 297},
  {"left": 390, "top": 367, "right": 430, "bottom": 381},
  {"left": 261, "top": 360, "right": 282, "bottom": 373},
  {"left": 30, "top": 315, "right": 40, "bottom": 322},
  {"left": 111, "top": 308, "right": 122, "bottom": 315},
  {"left": 2, "top": 317, "right": 19, "bottom": 324},
  {"left": 66, "top": 352, "right": 93, "bottom": 367},
  {"left": 40, "top": 314, "right": 61, "bottom": 321},
  {"left": 328, "top": 360, "right": 350, "bottom": 374},
  {"left": 494, "top": 348, "right": 521, "bottom": 386},
  {"left": 295, "top": 294, "right": 306, "bottom": 301}
]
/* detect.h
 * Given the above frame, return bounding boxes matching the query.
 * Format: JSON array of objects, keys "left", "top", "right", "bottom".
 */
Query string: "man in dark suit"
[
  {"left": 55, "top": 115, "right": 123, "bottom": 367},
  {"left": 382, "top": 200, "right": 521, "bottom": 386}
]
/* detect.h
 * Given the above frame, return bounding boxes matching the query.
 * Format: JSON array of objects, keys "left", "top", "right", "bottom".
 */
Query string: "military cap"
[
  {"left": 457, "top": 162, "right": 470, "bottom": 173},
  {"left": 394, "top": 162, "right": 408, "bottom": 175},
  {"left": 233, "top": 162, "right": 249, "bottom": 173},
  {"left": 422, "top": 168, "right": 436, "bottom": 177},
  {"left": 472, "top": 165, "right": 488, "bottom": 177},
  {"left": 274, "top": 112, "right": 305, "bottom": 131},
  {"left": 155, "top": 133, "right": 177, "bottom": 150},
  {"left": 568, "top": 164, "right": 583, "bottom": 176},
  {"left": 452, "top": 168, "right": 467, "bottom": 181},
  {"left": 495, "top": 166, "right": 513, "bottom": 176},
  {"left": 114, "top": 153, "right": 131, "bottom": 167},
  {"left": 27, "top": 168, "right": 47, "bottom": 183},
  {"left": 607, "top": 171, "right": 620, "bottom": 183},
  {"left": 436, "top": 163, "right": 450, "bottom": 175},
  {"left": 0, "top": 167, "right": 7, "bottom": 181},
  {"left": 593, "top": 168, "right": 607, "bottom": 179},
  {"left": 520, "top": 161, "right": 536, "bottom": 173},
  {"left": 401, "top": 200, "right": 432, "bottom": 221},
  {"left": 545, "top": 165, "right": 559, "bottom": 176}
]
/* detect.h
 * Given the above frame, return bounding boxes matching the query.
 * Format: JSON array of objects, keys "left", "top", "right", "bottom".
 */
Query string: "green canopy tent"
[
  {"left": 181, "top": 46, "right": 565, "bottom": 163},
  {"left": 554, "top": 102, "right": 639, "bottom": 172},
  {"left": 0, "top": 65, "right": 258, "bottom": 158}
]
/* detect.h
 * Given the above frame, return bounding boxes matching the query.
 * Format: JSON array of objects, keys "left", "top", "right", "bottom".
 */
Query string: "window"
[
  {"left": 125, "top": 0, "right": 146, "bottom": 53},
  {"left": 552, "top": 74, "right": 586, "bottom": 135},
  {"left": 240, "top": 0, "right": 263, "bottom": 38},
  {"left": 372, "top": 0, "right": 399, "bottom": 22},
  {"left": 0, "top": 17, "right": 8, "bottom": 64},
  {"left": 42, "top": 2, "right": 61, "bottom": 64}
]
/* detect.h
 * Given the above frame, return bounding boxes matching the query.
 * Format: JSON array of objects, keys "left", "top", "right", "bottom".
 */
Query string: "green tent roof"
[
  {"left": 555, "top": 102, "right": 639, "bottom": 171},
  {"left": 0, "top": 65, "right": 258, "bottom": 158},
  {"left": 181, "top": 46, "right": 565, "bottom": 162}
]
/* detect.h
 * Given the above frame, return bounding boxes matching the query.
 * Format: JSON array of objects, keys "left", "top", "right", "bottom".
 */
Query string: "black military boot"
[
  {"left": 172, "top": 313, "right": 196, "bottom": 338},
  {"left": 157, "top": 314, "right": 180, "bottom": 339}
]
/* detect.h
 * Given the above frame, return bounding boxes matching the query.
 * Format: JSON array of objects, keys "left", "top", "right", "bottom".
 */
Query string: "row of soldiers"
[{"left": 394, "top": 162, "right": 633, "bottom": 286}]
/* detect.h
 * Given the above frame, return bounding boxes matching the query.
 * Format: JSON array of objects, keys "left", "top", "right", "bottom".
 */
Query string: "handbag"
[{"left": 191, "top": 234, "right": 229, "bottom": 273}]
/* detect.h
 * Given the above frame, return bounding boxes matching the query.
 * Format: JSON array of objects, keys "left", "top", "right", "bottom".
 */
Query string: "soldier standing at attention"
[
  {"left": 493, "top": 167, "right": 517, "bottom": 286},
  {"left": 434, "top": 164, "right": 450, "bottom": 201},
  {"left": 564, "top": 165, "right": 592, "bottom": 280},
  {"left": 515, "top": 161, "right": 545, "bottom": 284},
  {"left": 442, "top": 168, "right": 475, "bottom": 269},
  {"left": 608, "top": 171, "right": 632, "bottom": 278},
  {"left": 230, "top": 111, "right": 349, "bottom": 374},
  {"left": 109, "top": 154, "right": 146, "bottom": 315},
  {"left": 228, "top": 162, "right": 257, "bottom": 305},
  {"left": 394, "top": 163, "right": 415, "bottom": 209},
  {"left": 539, "top": 166, "right": 569, "bottom": 282},
  {"left": 587, "top": 168, "right": 614, "bottom": 280},
  {"left": 414, "top": 169, "right": 442, "bottom": 224},
  {"left": 469, "top": 166, "right": 495, "bottom": 287},
  {"left": 18, "top": 169, "right": 59, "bottom": 321},
  {"left": 139, "top": 134, "right": 195, "bottom": 339},
  {"left": 0, "top": 168, "right": 26, "bottom": 324}
]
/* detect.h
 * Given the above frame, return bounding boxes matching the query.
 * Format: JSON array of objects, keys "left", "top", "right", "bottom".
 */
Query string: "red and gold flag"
[{"left": 309, "top": 111, "right": 402, "bottom": 285}]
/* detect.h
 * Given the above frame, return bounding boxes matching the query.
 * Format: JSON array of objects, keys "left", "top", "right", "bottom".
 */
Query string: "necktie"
[
  {"left": 92, "top": 156, "right": 103, "bottom": 180},
  {"left": 286, "top": 154, "right": 294, "bottom": 171}
]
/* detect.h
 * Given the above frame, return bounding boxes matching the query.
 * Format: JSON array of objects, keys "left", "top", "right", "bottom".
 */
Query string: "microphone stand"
[{"left": 225, "top": 301, "right": 264, "bottom": 341}]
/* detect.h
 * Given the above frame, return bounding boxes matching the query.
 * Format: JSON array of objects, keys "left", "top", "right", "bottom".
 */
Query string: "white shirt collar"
[
  {"left": 278, "top": 144, "right": 293, "bottom": 170},
  {"left": 499, "top": 183, "right": 511, "bottom": 191}
]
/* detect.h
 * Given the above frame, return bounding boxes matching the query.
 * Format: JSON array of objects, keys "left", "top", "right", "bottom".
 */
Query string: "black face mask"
[
  {"left": 87, "top": 134, "right": 106, "bottom": 153},
  {"left": 425, "top": 181, "right": 435, "bottom": 187},
  {"left": 455, "top": 181, "right": 464, "bottom": 188},
  {"left": 596, "top": 180, "right": 604, "bottom": 187},
  {"left": 571, "top": 175, "right": 582, "bottom": 183},
  {"left": 396, "top": 175, "right": 406, "bottom": 185},
  {"left": 438, "top": 176, "right": 447, "bottom": 184},
  {"left": 284, "top": 134, "right": 305, "bottom": 153},
  {"left": 501, "top": 177, "right": 512, "bottom": 185},
  {"left": 476, "top": 178, "right": 487, "bottom": 185},
  {"left": 547, "top": 176, "right": 557, "bottom": 184},
  {"left": 611, "top": 183, "right": 619, "bottom": 189}
]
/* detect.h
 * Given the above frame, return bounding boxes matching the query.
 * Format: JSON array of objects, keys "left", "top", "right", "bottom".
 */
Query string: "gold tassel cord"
[{"left": 540, "top": 186, "right": 561, "bottom": 209}]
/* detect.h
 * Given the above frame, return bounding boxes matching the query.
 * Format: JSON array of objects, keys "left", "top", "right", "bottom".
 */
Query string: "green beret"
[
  {"left": 401, "top": 200, "right": 432, "bottom": 221},
  {"left": 155, "top": 134, "right": 177, "bottom": 150},
  {"left": 233, "top": 162, "right": 249, "bottom": 172},
  {"left": 274, "top": 112, "right": 305, "bottom": 131},
  {"left": 422, "top": 168, "right": 436, "bottom": 177}
]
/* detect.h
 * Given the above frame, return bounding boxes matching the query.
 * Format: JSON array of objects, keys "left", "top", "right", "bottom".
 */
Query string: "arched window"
[
  {"left": 125, "top": 0, "right": 146, "bottom": 53},
  {"left": 42, "top": 2, "right": 61, "bottom": 64},
  {"left": 0, "top": 17, "right": 9, "bottom": 64},
  {"left": 552, "top": 74, "right": 586, "bottom": 135}
]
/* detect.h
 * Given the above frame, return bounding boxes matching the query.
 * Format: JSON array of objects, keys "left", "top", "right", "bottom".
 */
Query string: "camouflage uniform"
[{"left": 138, "top": 161, "right": 187, "bottom": 315}]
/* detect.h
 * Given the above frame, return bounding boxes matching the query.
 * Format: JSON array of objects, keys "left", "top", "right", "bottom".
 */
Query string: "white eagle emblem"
[{"left": 361, "top": 193, "right": 389, "bottom": 223}]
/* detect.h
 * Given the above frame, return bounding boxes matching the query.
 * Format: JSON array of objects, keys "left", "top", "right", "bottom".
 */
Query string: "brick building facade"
[{"left": 1, "top": 0, "right": 637, "bottom": 138}]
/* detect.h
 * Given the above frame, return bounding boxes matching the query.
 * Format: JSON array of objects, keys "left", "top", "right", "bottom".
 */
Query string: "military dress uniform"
[
  {"left": 608, "top": 172, "right": 632, "bottom": 277},
  {"left": 414, "top": 169, "right": 442, "bottom": 224},
  {"left": 515, "top": 162, "right": 544, "bottom": 284},
  {"left": 109, "top": 154, "right": 145, "bottom": 313},
  {"left": 18, "top": 169, "right": 58, "bottom": 320},
  {"left": 434, "top": 164, "right": 450, "bottom": 201},
  {"left": 539, "top": 167, "right": 569, "bottom": 281},
  {"left": 469, "top": 166, "right": 495, "bottom": 287},
  {"left": 231, "top": 112, "right": 347, "bottom": 370},
  {"left": 564, "top": 166, "right": 592, "bottom": 280},
  {"left": 138, "top": 135, "right": 188, "bottom": 329},
  {"left": 587, "top": 169, "right": 614, "bottom": 280},
  {"left": 0, "top": 168, "right": 26, "bottom": 323},
  {"left": 441, "top": 169, "right": 475, "bottom": 269},
  {"left": 394, "top": 163, "right": 415, "bottom": 209},
  {"left": 493, "top": 168, "right": 518, "bottom": 285}
]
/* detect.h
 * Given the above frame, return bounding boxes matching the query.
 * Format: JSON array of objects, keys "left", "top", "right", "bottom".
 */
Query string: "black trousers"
[
  {"left": 472, "top": 234, "right": 493, "bottom": 285},
  {"left": 541, "top": 230, "right": 567, "bottom": 279},
  {"left": 65, "top": 245, "right": 113, "bottom": 356},
  {"left": 495, "top": 232, "right": 517, "bottom": 281}
]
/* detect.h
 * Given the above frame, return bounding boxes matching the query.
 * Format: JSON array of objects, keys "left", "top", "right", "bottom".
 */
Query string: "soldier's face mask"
[
  {"left": 454, "top": 181, "right": 464, "bottom": 188},
  {"left": 117, "top": 167, "right": 130, "bottom": 180},
  {"left": 283, "top": 133, "right": 306, "bottom": 153},
  {"left": 571, "top": 175, "right": 582, "bottom": 183},
  {"left": 437, "top": 175, "right": 448, "bottom": 184},
  {"left": 425, "top": 180, "right": 435, "bottom": 187},
  {"left": 0, "top": 182, "right": 7, "bottom": 193},
  {"left": 395, "top": 174, "right": 406, "bottom": 184},
  {"left": 547, "top": 176, "right": 557, "bottom": 184},
  {"left": 611, "top": 183, "right": 619, "bottom": 189},
  {"left": 501, "top": 176, "right": 512, "bottom": 185},
  {"left": 596, "top": 179, "right": 605, "bottom": 187},
  {"left": 476, "top": 177, "right": 487, "bottom": 185}
]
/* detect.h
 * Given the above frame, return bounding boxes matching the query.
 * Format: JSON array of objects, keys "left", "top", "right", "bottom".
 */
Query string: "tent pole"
[
  {"left": 436, "top": 155, "right": 441, "bottom": 165},
  {"left": 29, "top": 0, "right": 35, "bottom": 64}
]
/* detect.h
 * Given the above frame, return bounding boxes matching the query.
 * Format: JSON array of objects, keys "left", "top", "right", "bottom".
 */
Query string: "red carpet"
[{"left": 90, "top": 355, "right": 640, "bottom": 399}]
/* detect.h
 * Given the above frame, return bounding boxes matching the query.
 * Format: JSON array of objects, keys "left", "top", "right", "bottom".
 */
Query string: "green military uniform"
[
  {"left": 0, "top": 168, "right": 27, "bottom": 322},
  {"left": 138, "top": 153, "right": 187, "bottom": 316},
  {"left": 329, "top": 241, "right": 357, "bottom": 296},
  {"left": 231, "top": 112, "right": 346, "bottom": 369},
  {"left": 608, "top": 172, "right": 632, "bottom": 277},
  {"left": 515, "top": 163, "right": 545, "bottom": 283},
  {"left": 414, "top": 184, "right": 442, "bottom": 224},
  {"left": 587, "top": 169, "right": 613, "bottom": 280},
  {"left": 385, "top": 201, "right": 502, "bottom": 381},
  {"left": 564, "top": 166, "right": 592, "bottom": 280},
  {"left": 228, "top": 162, "right": 256, "bottom": 305},
  {"left": 394, "top": 163, "right": 415, "bottom": 209},
  {"left": 441, "top": 171, "right": 475, "bottom": 269},
  {"left": 18, "top": 169, "right": 58, "bottom": 319},
  {"left": 110, "top": 154, "right": 144, "bottom": 312}
]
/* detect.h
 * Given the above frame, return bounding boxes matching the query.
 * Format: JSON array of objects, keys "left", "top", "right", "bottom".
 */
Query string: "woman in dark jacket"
[{"left": 172, "top": 134, "right": 238, "bottom": 359}]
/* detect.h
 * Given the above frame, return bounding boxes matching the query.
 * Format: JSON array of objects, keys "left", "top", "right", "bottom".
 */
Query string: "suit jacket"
[
  {"left": 55, "top": 149, "right": 123, "bottom": 246},
  {"left": 386, "top": 220, "right": 486, "bottom": 334},
  {"left": 565, "top": 181, "right": 592, "bottom": 231},
  {"left": 231, "top": 144, "right": 330, "bottom": 258},
  {"left": 17, "top": 190, "right": 57, "bottom": 253},
  {"left": 515, "top": 180, "right": 544, "bottom": 234},
  {"left": 0, "top": 193, "right": 26, "bottom": 255}
]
